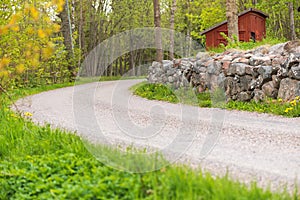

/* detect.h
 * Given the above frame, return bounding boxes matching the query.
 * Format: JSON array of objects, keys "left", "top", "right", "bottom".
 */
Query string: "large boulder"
[
  {"left": 253, "top": 89, "right": 266, "bottom": 102},
  {"left": 206, "top": 74, "right": 219, "bottom": 90},
  {"left": 253, "top": 46, "right": 269, "bottom": 55},
  {"left": 207, "top": 61, "right": 222, "bottom": 75},
  {"left": 249, "top": 56, "right": 271, "bottom": 66},
  {"left": 227, "top": 63, "right": 248, "bottom": 76},
  {"left": 166, "top": 68, "right": 176, "bottom": 76},
  {"left": 239, "top": 75, "right": 252, "bottom": 91},
  {"left": 258, "top": 65, "right": 273, "bottom": 81},
  {"left": 283, "top": 40, "right": 300, "bottom": 54},
  {"left": 238, "top": 91, "right": 252, "bottom": 101},
  {"left": 284, "top": 53, "right": 300, "bottom": 69},
  {"left": 196, "top": 51, "right": 210, "bottom": 60},
  {"left": 224, "top": 77, "right": 234, "bottom": 98},
  {"left": 269, "top": 42, "right": 286, "bottom": 55},
  {"left": 249, "top": 75, "right": 265, "bottom": 90},
  {"left": 272, "top": 75, "right": 281, "bottom": 89},
  {"left": 289, "top": 65, "right": 300, "bottom": 80},
  {"left": 262, "top": 82, "right": 278, "bottom": 98},
  {"left": 278, "top": 78, "right": 300, "bottom": 101},
  {"left": 217, "top": 73, "right": 226, "bottom": 89}
]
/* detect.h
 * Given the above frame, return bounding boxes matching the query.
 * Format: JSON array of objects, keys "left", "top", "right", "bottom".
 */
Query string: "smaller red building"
[{"left": 200, "top": 8, "right": 268, "bottom": 48}]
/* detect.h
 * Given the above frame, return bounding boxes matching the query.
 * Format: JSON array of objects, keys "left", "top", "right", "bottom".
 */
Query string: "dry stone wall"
[{"left": 147, "top": 40, "right": 300, "bottom": 102}]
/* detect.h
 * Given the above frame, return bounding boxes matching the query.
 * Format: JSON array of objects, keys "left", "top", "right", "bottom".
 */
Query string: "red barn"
[{"left": 200, "top": 8, "right": 268, "bottom": 48}]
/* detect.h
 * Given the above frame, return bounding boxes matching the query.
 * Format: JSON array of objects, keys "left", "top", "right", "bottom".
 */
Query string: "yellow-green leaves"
[
  {"left": 15, "top": 64, "right": 25, "bottom": 74},
  {"left": 29, "top": 6, "right": 40, "bottom": 21},
  {"left": 0, "top": 0, "right": 65, "bottom": 88},
  {"left": 0, "top": 58, "right": 11, "bottom": 70}
]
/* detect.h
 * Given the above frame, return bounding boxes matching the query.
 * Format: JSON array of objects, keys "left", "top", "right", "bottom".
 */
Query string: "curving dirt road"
[{"left": 15, "top": 80, "right": 300, "bottom": 192}]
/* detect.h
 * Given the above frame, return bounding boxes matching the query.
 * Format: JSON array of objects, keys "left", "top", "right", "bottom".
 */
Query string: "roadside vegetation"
[
  {"left": 208, "top": 36, "right": 287, "bottom": 53},
  {"left": 0, "top": 84, "right": 298, "bottom": 199},
  {"left": 1, "top": 0, "right": 299, "bottom": 198},
  {"left": 133, "top": 83, "right": 300, "bottom": 117}
]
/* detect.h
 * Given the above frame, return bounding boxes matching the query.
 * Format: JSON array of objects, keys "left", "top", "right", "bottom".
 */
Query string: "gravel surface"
[{"left": 15, "top": 79, "right": 300, "bottom": 193}]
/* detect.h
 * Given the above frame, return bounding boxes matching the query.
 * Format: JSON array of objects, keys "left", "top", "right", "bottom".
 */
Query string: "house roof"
[{"left": 200, "top": 8, "right": 269, "bottom": 35}]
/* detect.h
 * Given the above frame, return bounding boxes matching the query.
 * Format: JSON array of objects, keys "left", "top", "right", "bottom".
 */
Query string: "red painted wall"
[{"left": 204, "top": 11, "right": 267, "bottom": 48}]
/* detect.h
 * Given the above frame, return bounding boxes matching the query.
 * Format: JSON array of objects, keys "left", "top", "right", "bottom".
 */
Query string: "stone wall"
[{"left": 147, "top": 40, "right": 300, "bottom": 102}]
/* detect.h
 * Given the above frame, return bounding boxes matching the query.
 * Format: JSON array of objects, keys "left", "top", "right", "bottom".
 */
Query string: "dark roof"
[{"left": 200, "top": 8, "right": 269, "bottom": 35}]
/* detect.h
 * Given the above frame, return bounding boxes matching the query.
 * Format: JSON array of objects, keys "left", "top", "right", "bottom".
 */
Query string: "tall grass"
[
  {"left": 134, "top": 83, "right": 300, "bottom": 117},
  {"left": 209, "top": 37, "right": 287, "bottom": 53},
  {"left": 0, "top": 83, "right": 298, "bottom": 199}
]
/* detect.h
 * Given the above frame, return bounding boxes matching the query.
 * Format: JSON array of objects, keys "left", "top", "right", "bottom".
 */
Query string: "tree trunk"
[
  {"left": 252, "top": 0, "right": 257, "bottom": 5},
  {"left": 88, "top": 0, "right": 97, "bottom": 52},
  {"left": 186, "top": 0, "right": 192, "bottom": 57},
  {"left": 58, "top": 0, "right": 74, "bottom": 78},
  {"left": 226, "top": 0, "right": 239, "bottom": 42},
  {"left": 137, "top": 51, "right": 142, "bottom": 76},
  {"left": 169, "top": 0, "right": 176, "bottom": 60},
  {"left": 78, "top": 0, "right": 85, "bottom": 70},
  {"left": 129, "top": 32, "right": 136, "bottom": 76},
  {"left": 79, "top": 0, "right": 86, "bottom": 56},
  {"left": 153, "top": 0, "right": 163, "bottom": 63},
  {"left": 109, "top": 29, "right": 114, "bottom": 77},
  {"left": 114, "top": 60, "right": 118, "bottom": 76},
  {"left": 119, "top": 57, "right": 123, "bottom": 75},
  {"left": 288, "top": 2, "right": 297, "bottom": 40},
  {"left": 59, "top": 2, "right": 73, "bottom": 54}
]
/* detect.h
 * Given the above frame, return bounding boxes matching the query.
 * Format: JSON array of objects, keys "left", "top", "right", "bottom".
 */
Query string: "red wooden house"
[{"left": 200, "top": 8, "right": 268, "bottom": 48}]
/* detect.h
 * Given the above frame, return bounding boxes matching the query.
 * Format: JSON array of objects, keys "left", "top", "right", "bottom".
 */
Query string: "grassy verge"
[
  {"left": 0, "top": 83, "right": 298, "bottom": 199},
  {"left": 133, "top": 83, "right": 300, "bottom": 117},
  {"left": 75, "top": 75, "right": 146, "bottom": 85},
  {"left": 208, "top": 37, "right": 287, "bottom": 53}
]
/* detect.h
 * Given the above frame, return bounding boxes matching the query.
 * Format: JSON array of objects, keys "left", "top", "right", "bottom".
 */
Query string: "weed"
[
  {"left": 0, "top": 83, "right": 298, "bottom": 199},
  {"left": 209, "top": 37, "right": 287, "bottom": 53},
  {"left": 134, "top": 83, "right": 300, "bottom": 117}
]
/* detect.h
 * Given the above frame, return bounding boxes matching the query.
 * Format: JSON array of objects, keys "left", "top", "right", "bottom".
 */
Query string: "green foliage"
[
  {"left": 169, "top": 0, "right": 226, "bottom": 41},
  {"left": 0, "top": 85, "right": 297, "bottom": 199},
  {"left": 1, "top": 0, "right": 297, "bottom": 92},
  {"left": 133, "top": 83, "right": 300, "bottom": 117},
  {"left": 1, "top": 153, "right": 295, "bottom": 199},
  {"left": 134, "top": 83, "right": 179, "bottom": 103},
  {"left": 0, "top": 0, "right": 76, "bottom": 91},
  {"left": 209, "top": 37, "right": 287, "bottom": 53},
  {"left": 0, "top": 85, "right": 85, "bottom": 160},
  {"left": 134, "top": 83, "right": 213, "bottom": 107},
  {"left": 255, "top": 0, "right": 300, "bottom": 40},
  {"left": 198, "top": 0, "right": 226, "bottom": 32},
  {"left": 1, "top": 0, "right": 298, "bottom": 94},
  {"left": 0, "top": 153, "right": 137, "bottom": 199},
  {"left": 227, "top": 97, "right": 300, "bottom": 118}
]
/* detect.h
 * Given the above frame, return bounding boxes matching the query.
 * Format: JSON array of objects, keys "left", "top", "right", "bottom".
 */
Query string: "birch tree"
[
  {"left": 153, "top": 0, "right": 163, "bottom": 63},
  {"left": 226, "top": 0, "right": 239, "bottom": 42},
  {"left": 169, "top": 0, "right": 176, "bottom": 60}
]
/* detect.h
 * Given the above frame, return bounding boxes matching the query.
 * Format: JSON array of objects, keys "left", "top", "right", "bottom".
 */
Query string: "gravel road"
[{"left": 15, "top": 79, "right": 300, "bottom": 193}]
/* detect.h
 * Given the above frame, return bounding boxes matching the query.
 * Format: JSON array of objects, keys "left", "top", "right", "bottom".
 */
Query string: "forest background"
[{"left": 0, "top": 0, "right": 299, "bottom": 91}]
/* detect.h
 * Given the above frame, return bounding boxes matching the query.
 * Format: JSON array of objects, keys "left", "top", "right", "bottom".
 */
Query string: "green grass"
[
  {"left": 208, "top": 37, "right": 287, "bottom": 53},
  {"left": 133, "top": 83, "right": 300, "bottom": 117},
  {"left": 226, "top": 98, "right": 300, "bottom": 117},
  {"left": 99, "top": 75, "right": 146, "bottom": 81},
  {"left": 75, "top": 75, "right": 146, "bottom": 85},
  {"left": 0, "top": 83, "right": 298, "bottom": 199},
  {"left": 132, "top": 83, "right": 213, "bottom": 107},
  {"left": 2, "top": 153, "right": 295, "bottom": 199}
]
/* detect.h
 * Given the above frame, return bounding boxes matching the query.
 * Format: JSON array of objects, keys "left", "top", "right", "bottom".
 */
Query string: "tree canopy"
[{"left": 0, "top": 0, "right": 299, "bottom": 91}]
